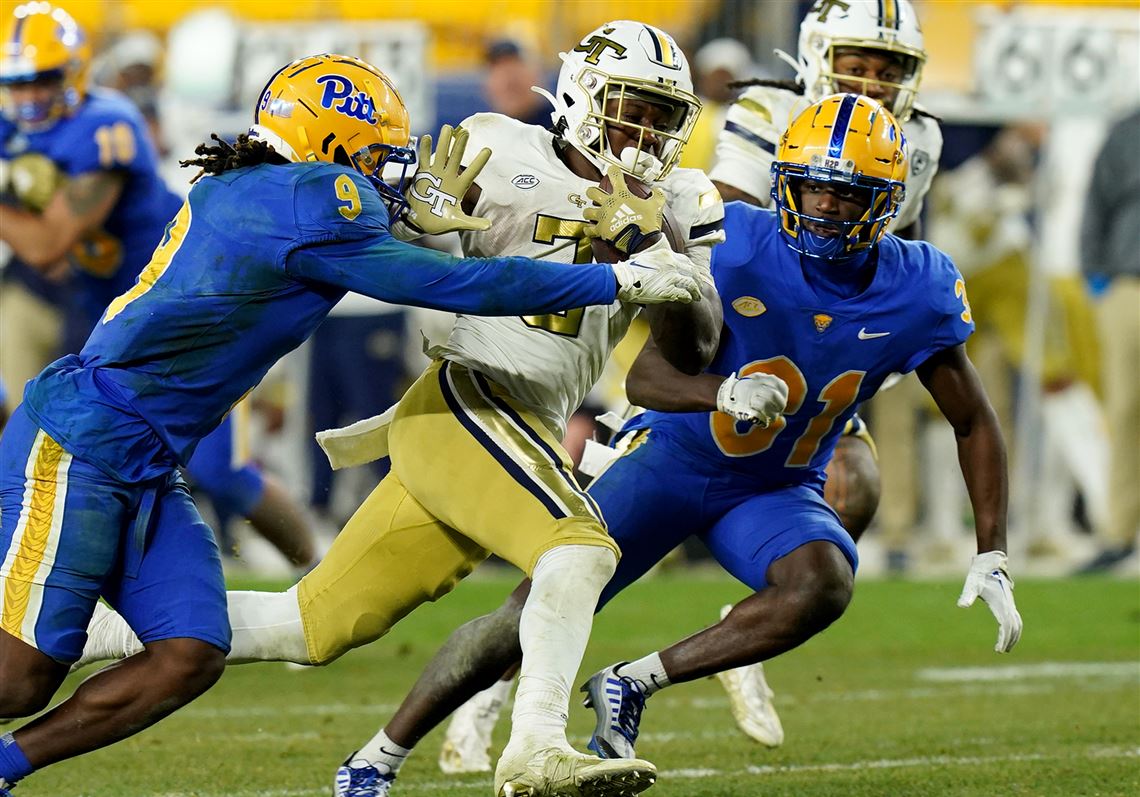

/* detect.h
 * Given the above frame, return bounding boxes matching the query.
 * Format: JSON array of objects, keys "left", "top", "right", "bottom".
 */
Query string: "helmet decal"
[
  {"left": 573, "top": 34, "right": 628, "bottom": 66},
  {"left": 316, "top": 74, "right": 378, "bottom": 124}
]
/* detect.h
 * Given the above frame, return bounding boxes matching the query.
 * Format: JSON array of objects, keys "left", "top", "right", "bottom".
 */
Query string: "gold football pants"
[{"left": 298, "top": 359, "right": 618, "bottom": 664}]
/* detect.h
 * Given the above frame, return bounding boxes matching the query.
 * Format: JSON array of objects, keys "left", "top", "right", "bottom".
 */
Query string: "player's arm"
[
  {"left": 712, "top": 181, "right": 763, "bottom": 206},
  {"left": 915, "top": 343, "right": 1007, "bottom": 554},
  {"left": 286, "top": 233, "right": 696, "bottom": 316},
  {"left": 641, "top": 249, "right": 721, "bottom": 375},
  {"left": 917, "top": 342, "right": 1021, "bottom": 653},
  {"left": 626, "top": 333, "right": 786, "bottom": 425},
  {"left": 626, "top": 333, "right": 724, "bottom": 410},
  {"left": 0, "top": 169, "right": 124, "bottom": 269},
  {"left": 707, "top": 89, "right": 781, "bottom": 209}
]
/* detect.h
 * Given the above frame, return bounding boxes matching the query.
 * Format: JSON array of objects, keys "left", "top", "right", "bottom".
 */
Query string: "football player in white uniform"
[
  {"left": 712, "top": 0, "right": 940, "bottom": 239},
  {"left": 77, "top": 20, "right": 724, "bottom": 797}
]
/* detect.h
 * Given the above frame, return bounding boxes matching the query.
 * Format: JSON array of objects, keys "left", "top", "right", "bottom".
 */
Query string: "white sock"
[
  {"left": 616, "top": 652, "right": 670, "bottom": 697},
  {"left": 354, "top": 729, "right": 411, "bottom": 776},
  {"left": 507, "top": 544, "right": 617, "bottom": 752},
  {"left": 75, "top": 602, "right": 143, "bottom": 669},
  {"left": 225, "top": 586, "right": 310, "bottom": 664},
  {"left": 74, "top": 589, "right": 309, "bottom": 667}
]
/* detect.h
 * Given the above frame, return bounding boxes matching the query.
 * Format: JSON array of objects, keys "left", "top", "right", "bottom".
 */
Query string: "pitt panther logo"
[
  {"left": 574, "top": 35, "right": 627, "bottom": 65},
  {"left": 316, "top": 74, "right": 378, "bottom": 124},
  {"left": 813, "top": 313, "right": 834, "bottom": 333},
  {"left": 812, "top": 0, "right": 850, "bottom": 23}
]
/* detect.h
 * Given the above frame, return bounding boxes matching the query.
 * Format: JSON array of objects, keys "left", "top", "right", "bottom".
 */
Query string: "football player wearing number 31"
[
  {"left": 355, "top": 94, "right": 1023, "bottom": 779},
  {"left": 0, "top": 50, "right": 700, "bottom": 793}
]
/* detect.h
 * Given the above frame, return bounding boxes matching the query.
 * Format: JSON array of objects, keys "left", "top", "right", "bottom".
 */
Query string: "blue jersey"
[
  {"left": 22, "top": 161, "right": 618, "bottom": 483},
  {"left": 0, "top": 89, "right": 183, "bottom": 342},
  {"left": 628, "top": 203, "right": 974, "bottom": 488}
]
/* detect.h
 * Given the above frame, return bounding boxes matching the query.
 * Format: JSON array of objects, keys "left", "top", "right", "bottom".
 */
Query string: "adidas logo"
[{"left": 610, "top": 203, "right": 643, "bottom": 233}]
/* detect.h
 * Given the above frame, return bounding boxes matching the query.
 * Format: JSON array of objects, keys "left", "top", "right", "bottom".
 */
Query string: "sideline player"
[
  {"left": 317, "top": 94, "right": 1024, "bottom": 786},
  {"left": 77, "top": 21, "right": 724, "bottom": 797},
  {"left": 0, "top": 2, "right": 316, "bottom": 572},
  {"left": 0, "top": 52, "right": 699, "bottom": 794}
]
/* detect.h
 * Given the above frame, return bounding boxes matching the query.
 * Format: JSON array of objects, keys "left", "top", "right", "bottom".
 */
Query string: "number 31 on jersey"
[{"left": 711, "top": 355, "right": 865, "bottom": 467}]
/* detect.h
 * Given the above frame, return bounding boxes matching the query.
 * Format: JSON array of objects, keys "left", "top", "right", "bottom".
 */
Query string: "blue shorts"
[
  {"left": 590, "top": 428, "right": 858, "bottom": 609},
  {"left": 0, "top": 406, "right": 231, "bottom": 663},
  {"left": 185, "top": 410, "right": 265, "bottom": 521}
]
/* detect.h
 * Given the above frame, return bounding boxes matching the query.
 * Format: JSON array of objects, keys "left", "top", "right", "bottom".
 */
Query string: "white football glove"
[
  {"left": 612, "top": 245, "right": 701, "bottom": 306},
  {"left": 716, "top": 372, "right": 789, "bottom": 427},
  {"left": 958, "top": 550, "right": 1023, "bottom": 653}
]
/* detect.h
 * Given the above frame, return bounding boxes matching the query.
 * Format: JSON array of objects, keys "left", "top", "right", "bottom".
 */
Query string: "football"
[{"left": 590, "top": 172, "right": 683, "bottom": 263}]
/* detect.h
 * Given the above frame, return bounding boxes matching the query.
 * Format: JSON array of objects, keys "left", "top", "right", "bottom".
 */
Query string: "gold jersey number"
[{"left": 520, "top": 214, "right": 594, "bottom": 338}]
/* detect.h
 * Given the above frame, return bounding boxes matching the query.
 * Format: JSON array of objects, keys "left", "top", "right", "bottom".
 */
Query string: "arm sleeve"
[
  {"left": 902, "top": 247, "right": 976, "bottom": 373},
  {"left": 285, "top": 233, "right": 617, "bottom": 315}
]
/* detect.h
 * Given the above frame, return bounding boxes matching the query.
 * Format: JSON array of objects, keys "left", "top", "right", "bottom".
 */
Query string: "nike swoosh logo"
[{"left": 858, "top": 328, "right": 890, "bottom": 340}]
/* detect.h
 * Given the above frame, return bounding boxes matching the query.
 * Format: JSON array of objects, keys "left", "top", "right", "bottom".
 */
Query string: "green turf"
[{"left": 14, "top": 573, "right": 1140, "bottom": 797}]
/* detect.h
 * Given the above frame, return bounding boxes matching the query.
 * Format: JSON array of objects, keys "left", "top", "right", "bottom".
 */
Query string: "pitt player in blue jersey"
[
  {"left": 0, "top": 2, "right": 182, "bottom": 362},
  {"left": 331, "top": 94, "right": 1024, "bottom": 775},
  {"left": 0, "top": 51, "right": 699, "bottom": 791}
]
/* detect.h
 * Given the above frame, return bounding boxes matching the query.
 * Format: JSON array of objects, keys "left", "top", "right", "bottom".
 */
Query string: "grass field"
[{"left": 15, "top": 572, "right": 1140, "bottom": 797}]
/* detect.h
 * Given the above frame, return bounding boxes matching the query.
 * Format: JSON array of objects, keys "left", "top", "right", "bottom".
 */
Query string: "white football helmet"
[
  {"left": 535, "top": 20, "right": 701, "bottom": 182},
  {"left": 778, "top": 0, "right": 926, "bottom": 122}
]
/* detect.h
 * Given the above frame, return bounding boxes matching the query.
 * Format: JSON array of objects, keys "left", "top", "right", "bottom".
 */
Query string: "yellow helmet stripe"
[
  {"left": 643, "top": 25, "right": 674, "bottom": 68},
  {"left": 879, "top": 0, "right": 899, "bottom": 30}
]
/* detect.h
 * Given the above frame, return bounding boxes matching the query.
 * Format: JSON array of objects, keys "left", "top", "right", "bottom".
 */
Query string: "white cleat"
[
  {"left": 438, "top": 681, "right": 510, "bottom": 773},
  {"left": 715, "top": 604, "right": 784, "bottom": 748},
  {"left": 494, "top": 745, "right": 656, "bottom": 797}
]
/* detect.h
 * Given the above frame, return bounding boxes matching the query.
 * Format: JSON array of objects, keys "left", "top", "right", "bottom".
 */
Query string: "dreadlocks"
[{"left": 180, "top": 133, "right": 287, "bottom": 183}]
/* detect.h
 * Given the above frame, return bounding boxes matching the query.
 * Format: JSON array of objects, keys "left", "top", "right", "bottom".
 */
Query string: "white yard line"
[
  {"left": 917, "top": 661, "right": 1139, "bottom": 682},
  {"left": 140, "top": 745, "right": 1140, "bottom": 796}
]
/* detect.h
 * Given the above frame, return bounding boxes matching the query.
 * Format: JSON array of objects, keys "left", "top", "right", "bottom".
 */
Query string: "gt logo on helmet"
[
  {"left": 573, "top": 36, "right": 627, "bottom": 66},
  {"left": 316, "top": 74, "right": 377, "bottom": 124}
]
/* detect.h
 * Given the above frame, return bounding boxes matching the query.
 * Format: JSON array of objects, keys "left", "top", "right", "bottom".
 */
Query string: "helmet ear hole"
[{"left": 331, "top": 145, "right": 352, "bottom": 169}]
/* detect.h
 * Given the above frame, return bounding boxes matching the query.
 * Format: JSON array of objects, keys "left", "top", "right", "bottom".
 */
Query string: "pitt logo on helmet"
[{"left": 316, "top": 74, "right": 378, "bottom": 124}]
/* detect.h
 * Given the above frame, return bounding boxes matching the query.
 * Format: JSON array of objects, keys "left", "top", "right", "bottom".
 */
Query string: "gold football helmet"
[
  {"left": 249, "top": 53, "right": 416, "bottom": 217},
  {"left": 0, "top": 2, "right": 91, "bottom": 129},
  {"left": 772, "top": 93, "right": 907, "bottom": 259}
]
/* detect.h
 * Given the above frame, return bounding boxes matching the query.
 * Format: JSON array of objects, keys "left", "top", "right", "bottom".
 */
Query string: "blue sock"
[{"left": 0, "top": 733, "right": 34, "bottom": 783}]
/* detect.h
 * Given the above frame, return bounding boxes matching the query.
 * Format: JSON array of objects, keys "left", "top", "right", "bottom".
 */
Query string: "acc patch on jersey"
[
  {"left": 732, "top": 296, "right": 767, "bottom": 317},
  {"left": 512, "top": 174, "right": 540, "bottom": 189}
]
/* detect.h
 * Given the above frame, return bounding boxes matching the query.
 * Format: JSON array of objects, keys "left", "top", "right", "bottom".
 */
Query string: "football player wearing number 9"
[
  {"left": 346, "top": 94, "right": 1023, "bottom": 778},
  {"left": 0, "top": 51, "right": 697, "bottom": 793}
]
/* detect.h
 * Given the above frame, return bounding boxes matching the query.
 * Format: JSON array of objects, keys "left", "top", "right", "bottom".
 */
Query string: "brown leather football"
[{"left": 590, "top": 172, "right": 683, "bottom": 262}]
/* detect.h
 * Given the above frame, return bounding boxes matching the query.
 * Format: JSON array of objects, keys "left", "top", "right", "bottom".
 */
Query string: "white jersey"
[
  {"left": 708, "top": 84, "right": 942, "bottom": 232},
  {"left": 439, "top": 113, "right": 725, "bottom": 436}
]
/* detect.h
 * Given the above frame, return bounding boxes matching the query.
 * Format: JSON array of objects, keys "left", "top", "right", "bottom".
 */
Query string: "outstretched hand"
[{"left": 403, "top": 124, "right": 492, "bottom": 235}]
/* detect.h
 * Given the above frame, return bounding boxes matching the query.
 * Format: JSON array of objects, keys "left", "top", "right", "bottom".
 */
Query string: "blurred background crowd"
[{"left": 1, "top": 0, "right": 1137, "bottom": 580}]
